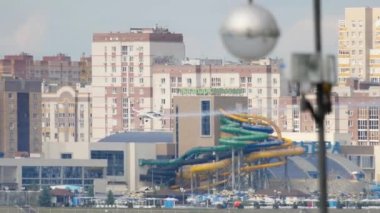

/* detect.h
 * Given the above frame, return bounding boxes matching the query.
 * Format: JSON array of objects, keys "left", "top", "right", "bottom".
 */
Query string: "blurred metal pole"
[{"left": 313, "top": 0, "right": 328, "bottom": 212}]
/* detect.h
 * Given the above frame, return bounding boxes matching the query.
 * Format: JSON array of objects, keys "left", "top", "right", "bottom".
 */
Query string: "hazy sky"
[{"left": 0, "top": 0, "right": 379, "bottom": 64}]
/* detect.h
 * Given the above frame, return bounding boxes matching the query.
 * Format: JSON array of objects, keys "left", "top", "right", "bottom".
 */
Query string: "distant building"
[
  {"left": 0, "top": 53, "right": 33, "bottom": 79},
  {"left": 32, "top": 53, "right": 81, "bottom": 86},
  {"left": 91, "top": 27, "right": 186, "bottom": 140},
  {"left": 0, "top": 53, "right": 90, "bottom": 86},
  {"left": 152, "top": 61, "right": 283, "bottom": 130},
  {"left": 173, "top": 96, "right": 247, "bottom": 156},
  {"left": 79, "top": 55, "right": 92, "bottom": 85},
  {"left": 279, "top": 79, "right": 380, "bottom": 147},
  {"left": 0, "top": 158, "right": 107, "bottom": 191},
  {"left": 41, "top": 84, "right": 92, "bottom": 143},
  {"left": 0, "top": 77, "right": 42, "bottom": 157},
  {"left": 338, "top": 7, "right": 380, "bottom": 83}
]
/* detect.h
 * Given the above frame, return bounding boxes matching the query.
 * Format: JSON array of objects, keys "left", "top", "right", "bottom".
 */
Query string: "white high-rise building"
[{"left": 91, "top": 27, "right": 185, "bottom": 140}]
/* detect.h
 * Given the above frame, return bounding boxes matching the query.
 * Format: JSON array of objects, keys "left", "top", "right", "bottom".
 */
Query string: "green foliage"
[
  {"left": 106, "top": 190, "right": 115, "bottom": 206},
  {"left": 38, "top": 186, "right": 51, "bottom": 207}
]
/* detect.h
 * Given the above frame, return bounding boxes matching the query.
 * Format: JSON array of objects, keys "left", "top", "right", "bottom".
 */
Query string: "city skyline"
[{"left": 0, "top": 0, "right": 379, "bottom": 64}]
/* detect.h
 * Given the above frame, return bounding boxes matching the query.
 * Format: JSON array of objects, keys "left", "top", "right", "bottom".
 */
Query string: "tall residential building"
[
  {"left": 91, "top": 27, "right": 185, "bottom": 140},
  {"left": 338, "top": 7, "right": 380, "bottom": 83},
  {"left": 151, "top": 59, "right": 283, "bottom": 130},
  {"left": 32, "top": 53, "right": 81, "bottom": 86},
  {"left": 0, "top": 53, "right": 90, "bottom": 86},
  {"left": 0, "top": 53, "right": 33, "bottom": 79},
  {"left": 0, "top": 77, "right": 42, "bottom": 157},
  {"left": 41, "top": 84, "right": 92, "bottom": 143}
]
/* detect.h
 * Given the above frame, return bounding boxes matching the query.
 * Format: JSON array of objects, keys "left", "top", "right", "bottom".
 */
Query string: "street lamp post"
[{"left": 220, "top": 1, "right": 333, "bottom": 213}]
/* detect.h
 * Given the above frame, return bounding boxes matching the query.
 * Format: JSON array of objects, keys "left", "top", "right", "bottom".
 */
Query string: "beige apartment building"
[
  {"left": 151, "top": 59, "right": 284, "bottom": 130},
  {"left": 0, "top": 78, "right": 42, "bottom": 157},
  {"left": 91, "top": 27, "right": 186, "bottom": 140},
  {"left": 338, "top": 7, "right": 380, "bottom": 83},
  {"left": 41, "top": 84, "right": 92, "bottom": 143}
]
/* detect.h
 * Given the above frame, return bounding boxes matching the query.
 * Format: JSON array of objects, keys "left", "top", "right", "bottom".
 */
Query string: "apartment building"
[
  {"left": 151, "top": 59, "right": 283, "bottom": 130},
  {"left": 0, "top": 78, "right": 42, "bottom": 157},
  {"left": 0, "top": 53, "right": 90, "bottom": 86},
  {"left": 279, "top": 79, "right": 380, "bottom": 146},
  {"left": 41, "top": 84, "right": 92, "bottom": 143},
  {"left": 91, "top": 27, "right": 185, "bottom": 140},
  {"left": 338, "top": 7, "right": 380, "bottom": 83},
  {"left": 0, "top": 53, "right": 33, "bottom": 79}
]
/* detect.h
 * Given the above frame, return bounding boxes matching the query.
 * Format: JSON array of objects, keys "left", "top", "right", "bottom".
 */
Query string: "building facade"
[
  {"left": 152, "top": 59, "right": 283, "bottom": 130},
  {"left": 0, "top": 158, "right": 106, "bottom": 191},
  {"left": 41, "top": 84, "right": 92, "bottom": 143},
  {"left": 338, "top": 7, "right": 380, "bottom": 83},
  {"left": 0, "top": 78, "right": 42, "bottom": 157},
  {"left": 91, "top": 27, "right": 185, "bottom": 140},
  {"left": 173, "top": 96, "right": 248, "bottom": 156},
  {"left": 0, "top": 53, "right": 90, "bottom": 86}
]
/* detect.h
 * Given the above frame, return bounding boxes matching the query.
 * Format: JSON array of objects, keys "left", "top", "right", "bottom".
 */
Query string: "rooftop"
[{"left": 98, "top": 131, "right": 173, "bottom": 143}]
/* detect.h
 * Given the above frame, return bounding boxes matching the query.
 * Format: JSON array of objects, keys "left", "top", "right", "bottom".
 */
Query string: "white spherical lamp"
[{"left": 220, "top": 4, "right": 280, "bottom": 61}]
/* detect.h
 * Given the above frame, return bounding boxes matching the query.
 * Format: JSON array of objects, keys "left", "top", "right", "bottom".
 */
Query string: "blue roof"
[{"left": 98, "top": 131, "right": 173, "bottom": 143}]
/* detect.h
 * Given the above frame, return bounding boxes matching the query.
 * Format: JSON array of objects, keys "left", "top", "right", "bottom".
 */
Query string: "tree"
[
  {"left": 38, "top": 186, "right": 51, "bottom": 207},
  {"left": 106, "top": 190, "right": 115, "bottom": 206}
]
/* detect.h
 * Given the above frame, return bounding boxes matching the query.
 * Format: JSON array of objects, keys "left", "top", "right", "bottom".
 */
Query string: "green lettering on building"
[{"left": 178, "top": 88, "right": 245, "bottom": 96}]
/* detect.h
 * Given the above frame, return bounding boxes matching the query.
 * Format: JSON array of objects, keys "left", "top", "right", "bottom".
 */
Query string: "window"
[
  {"left": 161, "top": 99, "right": 166, "bottom": 104},
  {"left": 161, "top": 78, "right": 166, "bottom": 84},
  {"left": 122, "top": 66, "right": 127, "bottom": 72},
  {"left": 230, "top": 78, "right": 235, "bottom": 84},
  {"left": 361, "top": 156, "right": 374, "bottom": 169},
  {"left": 273, "top": 89, "right": 277, "bottom": 94},
  {"left": 258, "top": 89, "right": 262, "bottom": 94},
  {"left": 121, "top": 45, "right": 128, "bottom": 55},
  {"left": 358, "top": 120, "right": 367, "bottom": 129},
  {"left": 91, "top": 151, "right": 124, "bottom": 176},
  {"left": 247, "top": 77, "right": 252, "bottom": 83},
  {"left": 178, "top": 77, "right": 182, "bottom": 83},
  {"left": 369, "top": 107, "right": 378, "bottom": 119},
  {"left": 211, "top": 78, "right": 221, "bottom": 87},
  {"left": 187, "top": 78, "right": 192, "bottom": 85},
  {"left": 61, "top": 153, "right": 72, "bottom": 159},
  {"left": 257, "top": 78, "right": 262, "bottom": 83},
  {"left": 240, "top": 77, "right": 246, "bottom": 83},
  {"left": 369, "top": 120, "right": 378, "bottom": 129},
  {"left": 201, "top": 100, "right": 211, "bottom": 136},
  {"left": 358, "top": 131, "right": 367, "bottom": 140},
  {"left": 348, "top": 120, "right": 353, "bottom": 127}
]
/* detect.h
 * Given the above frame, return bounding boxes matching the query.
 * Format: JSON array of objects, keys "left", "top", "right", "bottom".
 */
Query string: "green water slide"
[
  {"left": 219, "top": 117, "right": 269, "bottom": 147},
  {"left": 139, "top": 116, "right": 269, "bottom": 167}
]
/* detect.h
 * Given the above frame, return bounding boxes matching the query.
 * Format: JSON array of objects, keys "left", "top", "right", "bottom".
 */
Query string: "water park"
[{"left": 139, "top": 109, "right": 304, "bottom": 193}]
